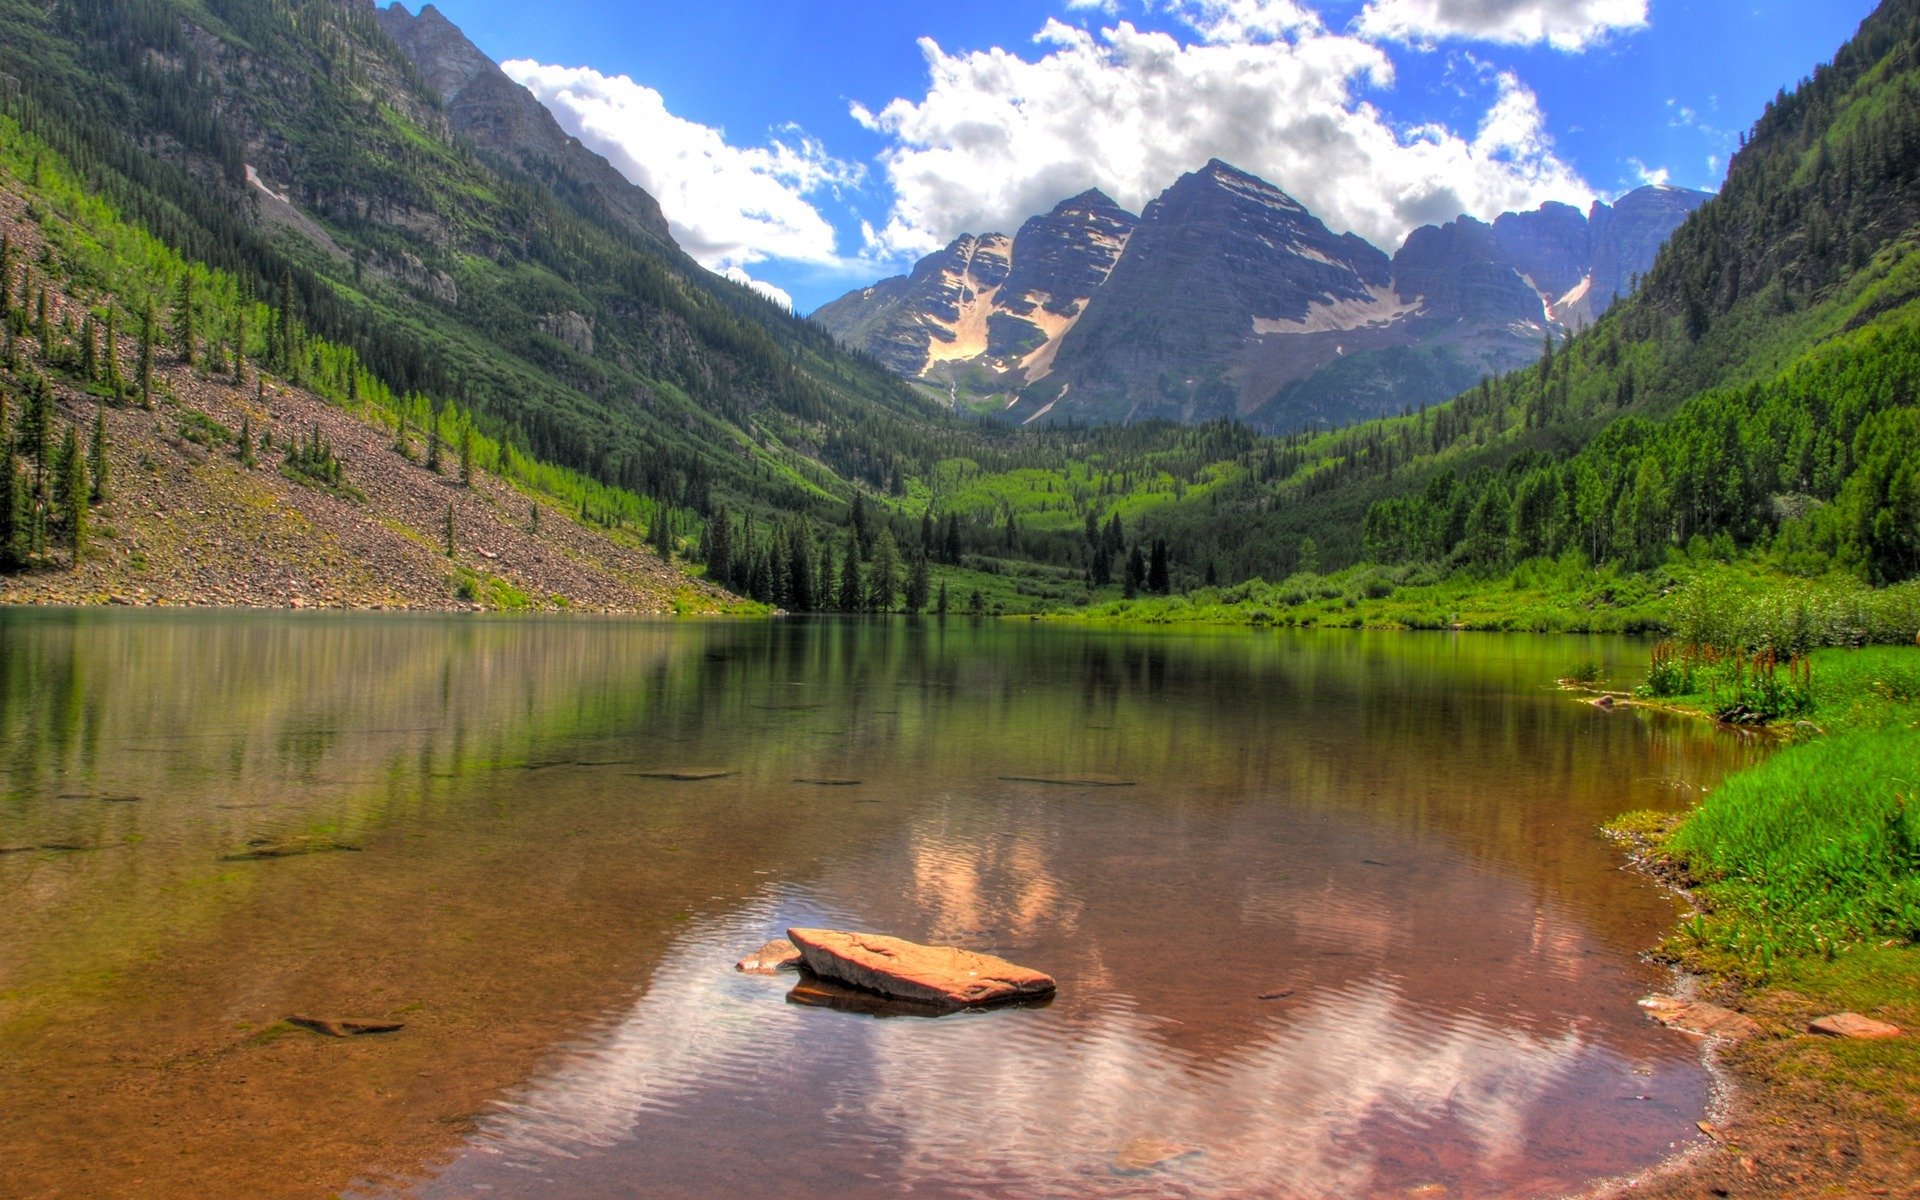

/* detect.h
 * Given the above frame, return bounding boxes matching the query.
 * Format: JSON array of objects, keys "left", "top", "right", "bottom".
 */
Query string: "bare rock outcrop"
[{"left": 787, "top": 927, "right": 1055, "bottom": 1009}]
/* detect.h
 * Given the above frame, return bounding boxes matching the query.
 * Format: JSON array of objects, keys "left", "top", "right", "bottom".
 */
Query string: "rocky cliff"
[{"left": 814, "top": 191, "right": 1136, "bottom": 389}]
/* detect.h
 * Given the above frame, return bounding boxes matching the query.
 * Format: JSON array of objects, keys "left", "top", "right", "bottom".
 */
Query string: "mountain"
[
  {"left": 375, "top": 3, "right": 675, "bottom": 251},
  {"left": 817, "top": 165, "right": 1709, "bottom": 431},
  {"left": 813, "top": 190, "right": 1136, "bottom": 394}
]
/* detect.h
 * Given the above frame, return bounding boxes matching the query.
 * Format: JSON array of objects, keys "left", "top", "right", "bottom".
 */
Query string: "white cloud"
[
  {"left": 501, "top": 60, "right": 862, "bottom": 276},
  {"left": 1629, "top": 158, "right": 1670, "bottom": 187},
  {"left": 1354, "top": 0, "right": 1648, "bottom": 53},
  {"left": 721, "top": 266, "right": 794, "bottom": 311},
  {"left": 851, "top": 12, "right": 1592, "bottom": 261}
]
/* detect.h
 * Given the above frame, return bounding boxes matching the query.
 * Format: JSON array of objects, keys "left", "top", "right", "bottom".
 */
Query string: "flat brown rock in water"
[
  {"left": 736, "top": 939, "right": 803, "bottom": 974},
  {"left": 1640, "top": 996, "right": 1764, "bottom": 1041},
  {"left": 286, "top": 1015, "right": 404, "bottom": 1038},
  {"left": 787, "top": 927, "right": 1056, "bottom": 1008},
  {"left": 1809, "top": 1012, "right": 1902, "bottom": 1039}
]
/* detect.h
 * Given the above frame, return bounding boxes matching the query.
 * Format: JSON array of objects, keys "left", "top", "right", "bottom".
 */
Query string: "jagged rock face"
[
  {"left": 377, "top": 3, "right": 674, "bottom": 250},
  {"left": 1025, "top": 161, "right": 1397, "bottom": 424},
  {"left": 1588, "top": 185, "right": 1713, "bottom": 312},
  {"left": 813, "top": 192, "right": 1136, "bottom": 382},
  {"left": 1493, "top": 201, "right": 1592, "bottom": 308},
  {"left": 1393, "top": 216, "right": 1545, "bottom": 326},
  {"left": 818, "top": 164, "right": 1711, "bottom": 431}
]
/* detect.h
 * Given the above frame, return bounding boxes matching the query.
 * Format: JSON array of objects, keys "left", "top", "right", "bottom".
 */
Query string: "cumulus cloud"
[
  {"left": 501, "top": 60, "right": 862, "bottom": 277},
  {"left": 1354, "top": 0, "right": 1648, "bottom": 52},
  {"left": 721, "top": 266, "right": 794, "bottom": 311},
  {"left": 851, "top": 10, "right": 1593, "bottom": 261}
]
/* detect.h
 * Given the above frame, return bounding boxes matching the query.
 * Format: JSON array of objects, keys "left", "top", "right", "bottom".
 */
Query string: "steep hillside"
[
  {"left": 0, "top": 122, "right": 727, "bottom": 612},
  {"left": 0, "top": 0, "right": 956, "bottom": 549}
]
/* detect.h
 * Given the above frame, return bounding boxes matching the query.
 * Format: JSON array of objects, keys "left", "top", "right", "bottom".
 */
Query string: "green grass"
[{"left": 1669, "top": 722, "right": 1920, "bottom": 969}]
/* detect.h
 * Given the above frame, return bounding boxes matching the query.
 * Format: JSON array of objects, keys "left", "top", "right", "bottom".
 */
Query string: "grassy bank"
[
  {"left": 1600, "top": 601, "right": 1920, "bottom": 1195},
  {"left": 1047, "top": 555, "right": 1920, "bottom": 637}
]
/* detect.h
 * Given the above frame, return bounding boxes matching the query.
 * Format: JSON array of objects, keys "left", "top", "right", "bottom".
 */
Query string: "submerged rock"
[
  {"left": 784, "top": 975, "right": 959, "bottom": 1019},
  {"left": 1639, "top": 996, "right": 1764, "bottom": 1041},
  {"left": 998, "top": 774, "right": 1136, "bottom": 788},
  {"left": 631, "top": 768, "right": 734, "bottom": 781},
  {"left": 736, "top": 939, "right": 803, "bottom": 974},
  {"left": 787, "top": 927, "right": 1056, "bottom": 1008},
  {"left": 222, "top": 835, "right": 361, "bottom": 861},
  {"left": 286, "top": 1015, "right": 404, "bottom": 1038},
  {"left": 794, "top": 777, "right": 864, "bottom": 787},
  {"left": 1809, "top": 1012, "right": 1902, "bottom": 1040},
  {"left": 1111, "top": 1137, "right": 1201, "bottom": 1175}
]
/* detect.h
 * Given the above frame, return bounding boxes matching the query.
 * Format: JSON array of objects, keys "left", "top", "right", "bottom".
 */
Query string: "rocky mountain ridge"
[
  {"left": 376, "top": 2, "right": 676, "bottom": 250},
  {"left": 816, "top": 164, "right": 1711, "bottom": 430}
]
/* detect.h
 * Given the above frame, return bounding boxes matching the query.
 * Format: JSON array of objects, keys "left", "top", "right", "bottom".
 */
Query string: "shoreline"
[{"left": 1568, "top": 670, "right": 1920, "bottom": 1198}]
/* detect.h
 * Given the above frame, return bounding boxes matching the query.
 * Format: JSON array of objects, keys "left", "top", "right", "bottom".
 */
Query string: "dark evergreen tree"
[
  {"left": 87, "top": 407, "right": 107, "bottom": 504},
  {"left": 1147, "top": 538, "right": 1169, "bottom": 594},
  {"left": 705, "top": 502, "right": 734, "bottom": 582},
  {"left": 137, "top": 300, "right": 155, "bottom": 409},
  {"left": 173, "top": 273, "right": 195, "bottom": 367},
  {"left": 838, "top": 529, "right": 863, "bottom": 611},
  {"left": 868, "top": 528, "right": 900, "bottom": 612},
  {"left": 904, "top": 551, "right": 930, "bottom": 614}
]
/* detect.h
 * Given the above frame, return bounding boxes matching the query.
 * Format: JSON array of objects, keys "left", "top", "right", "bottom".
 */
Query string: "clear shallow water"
[{"left": 0, "top": 611, "right": 1754, "bottom": 1200}]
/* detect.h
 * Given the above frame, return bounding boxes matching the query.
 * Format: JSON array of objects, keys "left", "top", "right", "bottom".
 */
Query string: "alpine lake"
[{"left": 0, "top": 610, "right": 1764, "bottom": 1200}]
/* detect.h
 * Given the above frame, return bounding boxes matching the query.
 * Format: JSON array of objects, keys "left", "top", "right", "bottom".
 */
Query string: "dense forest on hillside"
[{"left": 2, "top": 0, "right": 1917, "bottom": 616}]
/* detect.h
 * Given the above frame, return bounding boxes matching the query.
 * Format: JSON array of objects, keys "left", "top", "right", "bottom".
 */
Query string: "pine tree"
[
  {"left": 237, "top": 414, "right": 256, "bottom": 467},
  {"left": 276, "top": 269, "right": 296, "bottom": 372},
  {"left": 0, "top": 233, "right": 12, "bottom": 324},
  {"left": 905, "top": 552, "right": 930, "bottom": 614},
  {"left": 868, "top": 528, "right": 900, "bottom": 612},
  {"left": 838, "top": 529, "right": 863, "bottom": 612},
  {"left": 232, "top": 310, "right": 246, "bottom": 385},
  {"left": 138, "top": 300, "right": 156, "bottom": 409},
  {"left": 652, "top": 506, "right": 673, "bottom": 560},
  {"left": 53, "top": 425, "right": 86, "bottom": 565},
  {"left": 174, "top": 274, "right": 195, "bottom": 368},
  {"left": 426, "top": 404, "right": 442, "bottom": 473},
  {"left": 935, "top": 579, "right": 949, "bottom": 616},
  {"left": 1123, "top": 545, "right": 1144, "bottom": 598},
  {"left": 104, "top": 307, "right": 121, "bottom": 392},
  {"left": 816, "top": 534, "right": 834, "bottom": 607},
  {"left": 530, "top": 502, "right": 540, "bottom": 534},
  {"left": 0, "top": 451, "right": 19, "bottom": 571},
  {"left": 87, "top": 407, "right": 107, "bottom": 504},
  {"left": 705, "top": 502, "right": 733, "bottom": 582},
  {"left": 785, "top": 521, "right": 814, "bottom": 610},
  {"left": 20, "top": 374, "right": 51, "bottom": 493},
  {"left": 1147, "top": 538, "right": 1169, "bottom": 594},
  {"left": 850, "top": 493, "right": 871, "bottom": 557},
  {"left": 459, "top": 425, "right": 474, "bottom": 486},
  {"left": 81, "top": 315, "right": 98, "bottom": 382},
  {"left": 443, "top": 502, "right": 455, "bottom": 557}
]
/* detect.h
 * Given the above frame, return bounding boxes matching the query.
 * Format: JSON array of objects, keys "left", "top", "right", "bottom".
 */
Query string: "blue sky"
[{"left": 413, "top": 0, "right": 1878, "bottom": 313}]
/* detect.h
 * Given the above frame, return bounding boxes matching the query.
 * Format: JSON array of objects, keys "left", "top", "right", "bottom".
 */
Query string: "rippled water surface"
[{"left": 0, "top": 612, "right": 1757, "bottom": 1200}]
